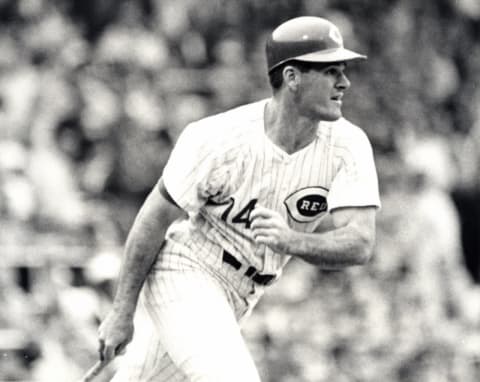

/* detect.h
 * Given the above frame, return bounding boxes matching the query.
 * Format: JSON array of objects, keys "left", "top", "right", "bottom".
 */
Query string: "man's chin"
[{"left": 320, "top": 113, "right": 342, "bottom": 122}]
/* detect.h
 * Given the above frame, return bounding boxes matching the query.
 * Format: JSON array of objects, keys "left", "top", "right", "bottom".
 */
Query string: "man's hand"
[
  {"left": 97, "top": 310, "right": 135, "bottom": 362},
  {"left": 250, "top": 205, "right": 293, "bottom": 254}
]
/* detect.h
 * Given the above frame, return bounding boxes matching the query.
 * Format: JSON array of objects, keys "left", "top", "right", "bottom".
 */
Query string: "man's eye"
[{"left": 325, "top": 68, "right": 339, "bottom": 76}]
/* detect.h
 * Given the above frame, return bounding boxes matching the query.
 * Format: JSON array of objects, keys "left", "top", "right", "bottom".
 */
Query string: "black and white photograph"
[{"left": 0, "top": 0, "right": 479, "bottom": 381}]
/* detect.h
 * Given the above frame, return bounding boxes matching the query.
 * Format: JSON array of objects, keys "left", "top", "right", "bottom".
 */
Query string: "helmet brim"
[{"left": 269, "top": 47, "right": 367, "bottom": 72}]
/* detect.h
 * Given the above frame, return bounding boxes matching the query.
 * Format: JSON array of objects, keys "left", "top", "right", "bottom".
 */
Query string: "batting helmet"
[{"left": 266, "top": 16, "right": 366, "bottom": 73}]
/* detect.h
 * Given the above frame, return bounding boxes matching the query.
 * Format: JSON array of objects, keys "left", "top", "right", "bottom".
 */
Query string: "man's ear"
[{"left": 282, "top": 65, "right": 300, "bottom": 91}]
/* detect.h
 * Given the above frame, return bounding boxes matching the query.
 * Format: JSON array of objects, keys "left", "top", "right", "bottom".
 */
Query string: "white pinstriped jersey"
[{"left": 162, "top": 98, "right": 380, "bottom": 278}]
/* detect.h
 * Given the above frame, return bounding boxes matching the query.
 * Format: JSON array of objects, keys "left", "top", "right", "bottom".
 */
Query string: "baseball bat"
[{"left": 78, "top": 360, "right": 109, "bottom": 382}]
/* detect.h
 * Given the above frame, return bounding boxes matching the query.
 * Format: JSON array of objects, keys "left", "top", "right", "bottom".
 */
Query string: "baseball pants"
[{"left": 110, "top": 263, "right": 262, "bottom": 382}]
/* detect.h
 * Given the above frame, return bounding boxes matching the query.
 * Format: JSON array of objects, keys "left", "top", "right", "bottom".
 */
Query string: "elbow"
[
  {"left": 354, "top": 242, "right": 373, "bottom": 266},
  {"left": 354, "top": 230, "right": 375, "bottom": 265}
]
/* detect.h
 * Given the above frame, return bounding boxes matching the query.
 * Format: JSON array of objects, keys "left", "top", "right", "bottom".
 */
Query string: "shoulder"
[
  {"left": 323, "top": 117, "right": 373, "bottom": 149},
  {"left": 177, "top": 99, "right": 267, "bottom": 160},
  {"left": 189, "top": 99, "right": 267, "bottom": 136}
]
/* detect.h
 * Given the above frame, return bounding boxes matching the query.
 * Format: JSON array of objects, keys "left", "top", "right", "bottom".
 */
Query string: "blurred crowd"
[{"left": 1, "top": 0, "right": 480, "bottom": 381}]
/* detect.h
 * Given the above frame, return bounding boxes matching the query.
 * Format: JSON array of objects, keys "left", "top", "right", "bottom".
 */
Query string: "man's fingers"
[
  {"left": 103, "top": 343, "right": 117, "bottom": 362},
  {"left": 252, "top": 227, "right": 274, "bottom": 238},
  {"left": 253, "top": 235, "right": 274, "bottom": 246},
  {"left": 98, "top": 338, "right": 123, "bottom": 362},
  {"left": 250, "top": 206, "right": 274, "bottom": 220},
  {"left": 251, "top": 216, "right": 284, "bottom": 231},
  {"left": 98, "top": 339, "right": 105, "bottom": 362},
  {"left": 252, "top": 228, "right": 280, "bottom": 245},
  {"left": 115, "top": 343, "right": 127, "bottom": 356},
  {"left": 250, "top": 218, "right": 271, "bottom": 230}
]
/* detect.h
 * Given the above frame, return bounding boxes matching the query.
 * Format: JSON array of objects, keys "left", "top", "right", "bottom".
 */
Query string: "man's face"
[{"left": 294, "top": 62, "right": 351, "bottom": 122}]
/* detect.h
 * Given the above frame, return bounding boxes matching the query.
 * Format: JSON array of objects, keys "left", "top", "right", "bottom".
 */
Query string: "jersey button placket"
[{"left": 280, "top": 158, "right": 291, "bottom": 194}]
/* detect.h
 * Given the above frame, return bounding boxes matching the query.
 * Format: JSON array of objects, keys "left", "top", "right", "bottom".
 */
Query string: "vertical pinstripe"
[
  {"left": 161, "top": 97, "right": 380, "bottom": 285},
  {"left": 162, "top": 99, "right": 379, "bottom": 278},
  {"left": 114, "top": 99, "right": 380, "bottom": 380}
]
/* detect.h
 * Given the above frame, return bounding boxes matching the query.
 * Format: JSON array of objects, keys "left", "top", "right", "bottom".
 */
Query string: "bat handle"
[{"left": 78, "top": 359, "right": 109, "bottom": 382}]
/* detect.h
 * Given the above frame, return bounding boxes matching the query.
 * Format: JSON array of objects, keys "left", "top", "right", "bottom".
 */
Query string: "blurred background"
[{"left": 0, "top": 0, "right": 480, "bottom": 381}]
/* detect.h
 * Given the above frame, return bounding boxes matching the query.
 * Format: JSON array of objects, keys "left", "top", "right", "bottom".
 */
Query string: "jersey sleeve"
[
  {"left": 162, "top": 122, "right": 227, "bottom": 213},
  {"left": 327, "top": 130, "right": 381, "bottom": 211}
]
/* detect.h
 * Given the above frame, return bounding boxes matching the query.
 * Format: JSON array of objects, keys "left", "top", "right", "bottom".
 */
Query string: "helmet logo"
[{"left": 328, "top": 26, "right": 343, "bottom": 46}]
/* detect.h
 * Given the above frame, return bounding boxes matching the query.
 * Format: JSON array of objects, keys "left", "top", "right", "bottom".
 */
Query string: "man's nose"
[{"left": 336, "top": 73, "right": 351, "bottom": 90}]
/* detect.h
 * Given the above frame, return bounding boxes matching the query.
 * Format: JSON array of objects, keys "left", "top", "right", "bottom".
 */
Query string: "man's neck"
[{"left": 264, "top": 98, "right": 319, "bottom": 155}]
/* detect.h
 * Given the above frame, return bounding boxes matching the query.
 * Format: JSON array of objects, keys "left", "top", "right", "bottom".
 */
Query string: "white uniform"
[{"left": 112, "top": 99, "right": 381, "bottom": 381}]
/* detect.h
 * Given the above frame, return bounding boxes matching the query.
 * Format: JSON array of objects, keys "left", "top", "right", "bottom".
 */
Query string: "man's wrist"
[
  {"left": 112, "top": 298, "right": 137, "bottom": 319},
  {"left": 280, "top": 228, "right": 297, "bottom": 254}
]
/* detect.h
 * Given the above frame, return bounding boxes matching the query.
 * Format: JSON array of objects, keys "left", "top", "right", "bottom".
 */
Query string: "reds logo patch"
[{"left": 284, "top": 187, "right": 328, "bottom": 223}]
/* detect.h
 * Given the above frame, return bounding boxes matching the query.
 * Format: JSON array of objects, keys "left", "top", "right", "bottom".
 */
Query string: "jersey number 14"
[{"left": 221, "top": 198, "right": 258, "bottom": 229}]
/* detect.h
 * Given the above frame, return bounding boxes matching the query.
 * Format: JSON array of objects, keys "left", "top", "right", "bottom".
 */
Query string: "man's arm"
[
  {"left": 250, "top": 206, "right": 376, "bottom": 269},
  {"left": 98, "top": 178, "right": 183, "bottom": 361}
]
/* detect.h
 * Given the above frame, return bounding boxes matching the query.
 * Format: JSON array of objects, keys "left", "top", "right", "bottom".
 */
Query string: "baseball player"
[{"left": 97, "top": 16, "right": 380, "bottom": 381}]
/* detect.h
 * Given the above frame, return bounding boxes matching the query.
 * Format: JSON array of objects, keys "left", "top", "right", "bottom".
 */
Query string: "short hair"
[{"left": 267, "top": 60, "right": 331, "bottom": 91}]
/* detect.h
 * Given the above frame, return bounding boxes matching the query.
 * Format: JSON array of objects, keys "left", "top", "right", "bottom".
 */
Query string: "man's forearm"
[
  {"left": 250, "top": 205, "right": 376, "bottom": 269},
  {"left": 285, "top": 225, "right": 374, "bottom": 269},
  {"left": 111, "top": 221, "right": 166, "bottom": 317},
  {"left": 110, "top": 187, "right": 181, "bottom": 317}
]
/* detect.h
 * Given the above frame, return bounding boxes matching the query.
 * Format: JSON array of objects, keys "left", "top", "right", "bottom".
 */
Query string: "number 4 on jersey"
[{"left": 221, "top": 198, "right": 258, "bottom": 229}]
